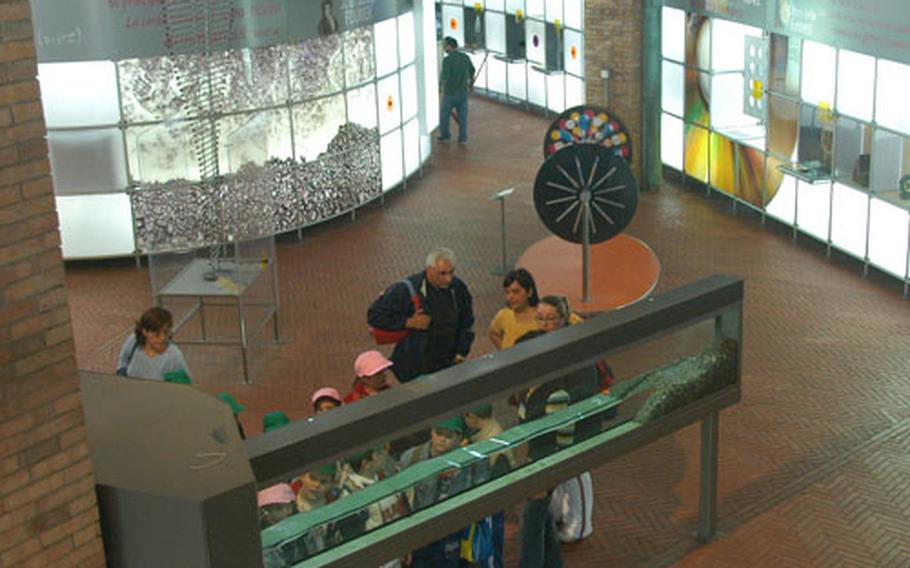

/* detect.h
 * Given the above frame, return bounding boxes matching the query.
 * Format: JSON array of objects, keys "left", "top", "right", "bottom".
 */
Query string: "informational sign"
[
  {"left": 771, "top": 0, "right": 910, "bottom": 66},
  {"left": 663, "top": 0, "right": 910, "bottom": 66},
  {"left": 31, "top": 0, "right": 413, "bottom": 62}
]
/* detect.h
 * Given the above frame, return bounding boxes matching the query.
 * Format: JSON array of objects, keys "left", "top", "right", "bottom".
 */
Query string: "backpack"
[
  {"left": 368, "top": 279, "right": 422, "bottom": 345},
  {"left": 459, "top": 516, "right": 494, "bottom": 564}
]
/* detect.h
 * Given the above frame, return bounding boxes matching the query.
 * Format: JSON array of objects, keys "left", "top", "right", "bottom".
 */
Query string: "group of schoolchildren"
[
  {"left": 255, "top": 379, "right": 598, "bottom": 568},
  {"left": 250, "top": 267, "right": 609, "bottom": 568},
  {"left": 254, "top": 350, "right": 517, "bottom": 568}
]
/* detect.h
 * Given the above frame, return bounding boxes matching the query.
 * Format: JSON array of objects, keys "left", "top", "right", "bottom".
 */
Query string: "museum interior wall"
[{"left": 659, "top": 0, "right": 910, "bottom": 290}]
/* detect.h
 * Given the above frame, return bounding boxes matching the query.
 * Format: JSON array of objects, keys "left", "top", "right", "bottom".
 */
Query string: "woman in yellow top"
[
  {"left": 489, "top": 269, "right": 541, "bottom": 349},
  {"left": 490, "top": 269, "right": 584, "bottom": 349}
]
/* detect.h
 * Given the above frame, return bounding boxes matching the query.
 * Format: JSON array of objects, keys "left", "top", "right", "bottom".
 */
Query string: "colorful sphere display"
[{"left": 543, "top": 105, "right": 633, "bottom": 163}]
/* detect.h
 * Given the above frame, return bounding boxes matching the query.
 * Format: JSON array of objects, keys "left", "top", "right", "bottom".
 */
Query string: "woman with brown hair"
[
  {"left": 489, "top": 268, "right": 540, "bottom": 350},
  {"left": 116, "top": 307, "right": 191, "bottom": 382}
]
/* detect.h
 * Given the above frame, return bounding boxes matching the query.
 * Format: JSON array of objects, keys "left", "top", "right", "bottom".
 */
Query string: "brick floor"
[{"left": 64, "top": 96, "right": 910, "bottom": 567}]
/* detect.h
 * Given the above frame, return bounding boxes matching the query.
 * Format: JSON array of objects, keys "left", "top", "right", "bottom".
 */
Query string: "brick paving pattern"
[{"left": 64, "top": 97, "right": 910, "bottom": 567}]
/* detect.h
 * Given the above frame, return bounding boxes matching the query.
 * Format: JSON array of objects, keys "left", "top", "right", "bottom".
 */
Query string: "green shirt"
[{"left": 440, "top": 50, "right": 475, "bottom": 95}]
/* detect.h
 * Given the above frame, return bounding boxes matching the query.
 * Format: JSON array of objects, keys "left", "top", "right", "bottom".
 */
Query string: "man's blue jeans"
[{"left": 439, "top": 90, "right": 469, "bottom": 142}]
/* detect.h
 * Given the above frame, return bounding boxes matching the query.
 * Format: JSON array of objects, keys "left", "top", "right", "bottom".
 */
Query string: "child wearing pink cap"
[
  {"left": 257, "top": 483, "right": 296, "bottom": 529},
  {"left": 344, "top": 350, "right": 397, "bottom": 403},
  {"left": 311, "top": 387, "right": 343, "bottom": 413}
]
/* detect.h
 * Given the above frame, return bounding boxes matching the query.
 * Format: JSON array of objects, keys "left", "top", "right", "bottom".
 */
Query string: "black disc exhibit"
[{"left": 533, "top": 143, "right": 638, "bottom": 245}]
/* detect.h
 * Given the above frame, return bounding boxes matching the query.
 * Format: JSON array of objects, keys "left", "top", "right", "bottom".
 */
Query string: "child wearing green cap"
[
  {"left": 399, "top": 417, "right": 490, "bottom": 568},
  {"left": 295, "top": 463, "right": 337, "bottom": 513},
  {"left": 262, "top": 411, "right": 291, "bottom": 433},
  {"left": 216, "top": 392, "right": 247, "bottom": 439}
]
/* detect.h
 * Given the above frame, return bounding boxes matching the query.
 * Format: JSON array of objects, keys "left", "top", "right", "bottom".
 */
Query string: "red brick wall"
[
  {"left": 0, "top": 0, "right": 105, "bottom": 565},
  {"left": 584, "top": 0, "right": 644, "bottom": 182}
]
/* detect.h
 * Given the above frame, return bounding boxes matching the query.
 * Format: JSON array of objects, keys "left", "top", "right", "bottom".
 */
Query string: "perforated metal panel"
[{"left": 743, "top": 35, "right": 769, "bottom": 121}]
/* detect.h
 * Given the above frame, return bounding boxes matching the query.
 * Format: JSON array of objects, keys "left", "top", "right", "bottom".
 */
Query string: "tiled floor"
[{"left": 64, "top": 97, "right": 910, "bottom": 566}]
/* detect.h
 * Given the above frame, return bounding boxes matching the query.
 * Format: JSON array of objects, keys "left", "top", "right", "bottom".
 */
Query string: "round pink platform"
[{"left": 515, "top": 234, "right": 661, "bottom": 313}]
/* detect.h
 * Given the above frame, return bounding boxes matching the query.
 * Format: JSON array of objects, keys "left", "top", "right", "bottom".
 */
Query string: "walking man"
[
  {"left": 438, "top": 36, "right": 475, "bottom": 144},
  {"left": 367, "top": 248, "right": 475, "bottom": 383}
]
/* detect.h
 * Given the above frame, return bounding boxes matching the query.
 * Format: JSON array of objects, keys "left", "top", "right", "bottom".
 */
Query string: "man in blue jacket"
[{"left": 367, "top": 248, "right": 475, "bottom": 383}]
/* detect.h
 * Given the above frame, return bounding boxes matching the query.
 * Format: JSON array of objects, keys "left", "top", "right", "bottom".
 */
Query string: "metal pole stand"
[
  {"left": 489, "top": 187, "right": 515, "bottom": 275},
  {"left": 581, "top": 188, "right": 591, "bottom": 303}
]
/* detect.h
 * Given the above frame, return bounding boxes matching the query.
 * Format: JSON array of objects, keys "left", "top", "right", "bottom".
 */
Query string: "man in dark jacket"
[{"left": 367, "top": 248, "right": 475, "bottom": 383}]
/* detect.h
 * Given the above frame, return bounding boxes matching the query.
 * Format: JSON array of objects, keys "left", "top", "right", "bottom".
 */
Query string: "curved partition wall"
[
  {"left": 35, "top": 0, "right": 438, "bottom": 258},
  {"left": 659, "top": 4, "right": 910, "bottom": 289},
  {"left": 436, "top": 0, "right": 585, "bottom": 114}
]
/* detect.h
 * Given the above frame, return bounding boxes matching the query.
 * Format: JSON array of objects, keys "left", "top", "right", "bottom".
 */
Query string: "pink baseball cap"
[
  {"left": 257, "top": 483, "right": 295, "bottom": 507},
  {"left": 354, "top": 350, "right": 394, "bottom": 378},
  {"left": 311, "top": 387, "right": 342, "bottom": 405}
]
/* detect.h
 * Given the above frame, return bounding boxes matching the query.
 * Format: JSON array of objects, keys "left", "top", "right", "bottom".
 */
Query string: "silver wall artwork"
[{"left": 131, "top": 123, "right": 381, "bottom": 252}]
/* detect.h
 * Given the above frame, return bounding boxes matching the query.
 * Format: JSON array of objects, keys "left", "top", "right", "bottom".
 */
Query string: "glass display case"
[{"left": 149, "top": 236, "right": 280, "bottom": 384}]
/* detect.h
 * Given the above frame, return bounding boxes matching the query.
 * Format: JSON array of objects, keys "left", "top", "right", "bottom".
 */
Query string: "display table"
[
  {"left": 151, "top": 239, "right": 279, "bottom": 384},
  {"left": 516, "top": 234, "right": 660, "bottom": 313}
]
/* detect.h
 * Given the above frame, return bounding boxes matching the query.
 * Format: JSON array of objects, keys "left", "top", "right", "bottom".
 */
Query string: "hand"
[
  {"left": 405, "top": 310, "right": 431, "bottom": 330},
  {"left": 453, "top": 354, "right": 466, "bottom": 364}
]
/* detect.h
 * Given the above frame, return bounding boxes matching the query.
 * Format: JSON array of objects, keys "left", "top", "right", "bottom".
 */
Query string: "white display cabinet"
[{"left": 150, "top": 236, "right": 279, "bottom": 384}]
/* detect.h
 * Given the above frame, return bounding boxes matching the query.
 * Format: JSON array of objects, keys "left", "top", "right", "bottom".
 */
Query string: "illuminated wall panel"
[
  {"left": 661, "top": 112, "right": 684, "bottom": 170},
  {"left": 380, "top": 129, "right": 404, "bottom": 191},
  {"left": 661, "top": 7, "right": 685, "bottom": 63},
  {"left": 831, "top": 183, "right": 869, "bottom": 258},
  {"left": 868, "top": 198, "right": 909, "bottom": 278},
  {"left": 875, "top": 59, "right": 910, "bottom": 136},
  {"left": 796, "top": 180, "right": 831, "bottom": 242},
  {"left": 38, "top": 61, "right": 120, "bottom": 128},
  {"left": 800, "top": 40, "right": 836, "bottom": 108},
  {"left": 837, "top": 49, "right": 875, "bottom": 122},
  {"left": 57, "top": 194, "right": 135, "bottom": 259}
]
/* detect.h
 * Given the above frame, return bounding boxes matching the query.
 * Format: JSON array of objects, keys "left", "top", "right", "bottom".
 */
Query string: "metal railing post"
[{"left": 697, "top": 410, "right": 719, "bottom": 542}]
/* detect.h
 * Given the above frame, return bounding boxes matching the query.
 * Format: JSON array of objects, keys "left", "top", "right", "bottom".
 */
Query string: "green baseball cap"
[
  {"left": 467, "top": 404, "right": 493, "bottom": 418},
  {"left": 433, "top": 416, "right": 465, "bottom": 436},
  {"left": 163, "top": 369, "right": 192, "bottom": 384},
  {"left": 217, "top": 392, "right": 246, "bottom": 414},
  {"left": 263, "top": 411, "right": 291, "bottom": 432},
  {"left": 316, "top": 463, "right": 338, "bottom": 478}
]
